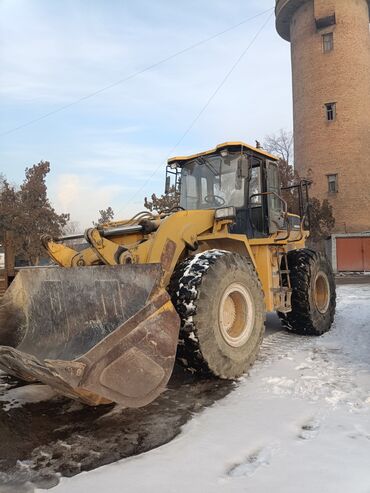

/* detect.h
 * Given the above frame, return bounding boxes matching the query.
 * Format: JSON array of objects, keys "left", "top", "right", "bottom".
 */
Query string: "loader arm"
[
  {"left": 43, "top": 210, "right": 242, "bottom": 286},
  {"left": 43, "top": 208, "right": 302, "bottom": 311}
]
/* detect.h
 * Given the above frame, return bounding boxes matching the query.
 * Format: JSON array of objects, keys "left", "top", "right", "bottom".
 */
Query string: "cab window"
[{"left": 249, "top": 166, "right": 262, "bottom": 206}]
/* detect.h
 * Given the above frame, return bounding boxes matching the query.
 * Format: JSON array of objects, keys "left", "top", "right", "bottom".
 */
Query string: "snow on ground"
[
  {"left": 38, "top": 284, "right": 370, "bottom": 493},
  {"left": 0, "top": 385, "right": 57, "bottom": 412}
]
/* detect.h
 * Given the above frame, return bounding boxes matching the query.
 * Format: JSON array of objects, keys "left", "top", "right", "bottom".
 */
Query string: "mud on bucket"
[{"left": 0, "top": 265, "right": 180, "bottom": 408}]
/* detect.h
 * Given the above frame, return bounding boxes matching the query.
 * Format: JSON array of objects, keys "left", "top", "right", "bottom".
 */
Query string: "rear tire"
[
  {"left": 169, "top": 250, "right": 265, "bottom": 379},
  {"left": 278, "top": 249, "right": 336, "bottom": 335}
]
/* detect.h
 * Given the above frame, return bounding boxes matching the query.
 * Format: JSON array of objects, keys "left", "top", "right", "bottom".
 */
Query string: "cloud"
[
  {"left": 73, "top": 141, "right": 176, "bottom": 178},
  {"left": 51, "top": 173, "right": 139, "bottom": 228},
  {"left": 1, "top": 0, "right": 293, "bottom": 221}
]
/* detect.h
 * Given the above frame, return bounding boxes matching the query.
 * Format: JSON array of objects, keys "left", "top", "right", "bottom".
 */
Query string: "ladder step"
[{"left": 271, "top": 287, "right": 292, "bottom": 293}]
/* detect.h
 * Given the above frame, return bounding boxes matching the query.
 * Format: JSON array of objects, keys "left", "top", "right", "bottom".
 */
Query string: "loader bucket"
[{"left": 0, "top": 265, "right": 180, "bottom": 407}]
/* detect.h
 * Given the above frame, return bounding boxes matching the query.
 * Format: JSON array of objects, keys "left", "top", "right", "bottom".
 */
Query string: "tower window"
[
  {"left": 325, "top": 102, "right": 336, "bottom": 121},
  {"left": 327, "top": 174, "right": 338, "bottom": 193},
  {"left": 322, "top": 32, "right": 334, "bottom": 53}
]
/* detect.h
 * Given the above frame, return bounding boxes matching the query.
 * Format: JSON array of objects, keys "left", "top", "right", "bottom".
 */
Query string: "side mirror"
[{"left": 165, "top": 175, "right": 171, "bottom": 194}]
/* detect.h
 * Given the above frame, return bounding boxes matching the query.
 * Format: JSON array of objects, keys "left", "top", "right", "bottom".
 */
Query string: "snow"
[
  {"left": 176, "top": 249, "right": 228, "bottom": 329},
  {"left": 0, "top": 384, "right": 57, "bottom": 411},
  {"left": 38, "top": 284, "right": 370, "bottom": 493}
]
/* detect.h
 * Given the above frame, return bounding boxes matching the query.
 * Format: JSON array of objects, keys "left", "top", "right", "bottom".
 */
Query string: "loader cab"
[
  {"left": 167, "top": 142, "right": 288, "bottom": 238},
  {"left": 240, "top": 153, "right": 287, "bottom": 237}
]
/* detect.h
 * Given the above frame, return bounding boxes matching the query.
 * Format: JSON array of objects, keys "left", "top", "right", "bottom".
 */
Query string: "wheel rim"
[
  {"left": 314, "top": 271, "right": 330, "bottom": 314},
  {"left": 219, "top": 283, "right": 255, "bottom": 347}
]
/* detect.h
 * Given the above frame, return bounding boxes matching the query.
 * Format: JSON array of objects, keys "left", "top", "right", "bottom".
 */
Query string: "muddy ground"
[{"left": 0, "top": 366, "right": 236, "bottom": 492}]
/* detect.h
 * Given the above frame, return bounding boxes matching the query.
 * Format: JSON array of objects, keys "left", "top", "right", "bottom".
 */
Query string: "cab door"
[{"left": 266, "top": 160, "right": 286, "bottom": 233}]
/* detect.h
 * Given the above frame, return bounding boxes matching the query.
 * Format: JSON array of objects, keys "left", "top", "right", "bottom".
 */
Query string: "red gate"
[{"left": 337, "top": 237, "right": 370, "bottom": 272}]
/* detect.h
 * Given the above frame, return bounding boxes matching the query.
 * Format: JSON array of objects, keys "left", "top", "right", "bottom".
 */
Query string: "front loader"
[{"left": 0, "top": 142, "right": 336, "bottom": 407}]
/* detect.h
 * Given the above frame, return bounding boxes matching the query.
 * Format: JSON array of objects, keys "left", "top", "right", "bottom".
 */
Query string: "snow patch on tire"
[{"left": 174, "top": 249, "right": 228, "bottom": 331}]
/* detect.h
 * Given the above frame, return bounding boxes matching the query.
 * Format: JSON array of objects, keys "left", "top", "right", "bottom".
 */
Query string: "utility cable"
[
  {"left": 0, "top": 7, "right": 273, "bottom": 138},
  {"left": 119, "top": 10, "right": 274, "bottom": 215}
]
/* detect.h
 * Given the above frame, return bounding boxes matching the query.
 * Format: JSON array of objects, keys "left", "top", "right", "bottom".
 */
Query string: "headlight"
[{"left": 215, "top": 207, "right": 236, "bottom": 220}]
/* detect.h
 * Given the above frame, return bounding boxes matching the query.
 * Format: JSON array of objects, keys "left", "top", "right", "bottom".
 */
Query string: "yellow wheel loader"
[{"left": 0, "top": 142, "right": 336, "bottom": 407}]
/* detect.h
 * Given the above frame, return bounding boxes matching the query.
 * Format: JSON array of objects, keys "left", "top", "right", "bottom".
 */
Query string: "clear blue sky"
[{"left": 0, "top": 0, "right": 292, "bottom": 227}]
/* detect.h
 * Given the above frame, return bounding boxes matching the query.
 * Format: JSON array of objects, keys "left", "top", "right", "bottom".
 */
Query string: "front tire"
[
  {"left": 279, "top": 249, "right": 336, "bottom": 335},
  {"left": 169, "top": 250, "right": 265, "bottom": 379}
]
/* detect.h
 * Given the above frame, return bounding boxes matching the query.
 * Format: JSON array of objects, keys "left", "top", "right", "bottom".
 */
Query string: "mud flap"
[{"left": 0, "top": 265, "right": 180, "bottom": 407}]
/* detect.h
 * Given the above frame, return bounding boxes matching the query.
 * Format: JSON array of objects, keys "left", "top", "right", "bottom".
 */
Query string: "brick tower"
[{"left": 276, "top": 0, "right": 370, "bottom": 233}]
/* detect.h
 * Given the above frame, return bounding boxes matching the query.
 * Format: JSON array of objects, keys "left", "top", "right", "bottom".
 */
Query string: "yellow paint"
[
  {"left": 44, "top": 208, "right": 308, "bottom": 312},
  {"left": 168, "top": 141, "right": 278, "bottom": 164}
]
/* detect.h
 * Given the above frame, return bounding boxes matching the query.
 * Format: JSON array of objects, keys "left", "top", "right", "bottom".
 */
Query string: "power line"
[
  {"left": 119, "top": 11, "right": 274, "bottom": 215},
  {"left": 0, "top": 7, "right": 273, "bottom": 138}
]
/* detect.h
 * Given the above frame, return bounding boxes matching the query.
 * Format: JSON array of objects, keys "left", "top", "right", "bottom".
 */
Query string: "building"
[{"left": 276, "top": 0, "right": 370, "bottom": 271}]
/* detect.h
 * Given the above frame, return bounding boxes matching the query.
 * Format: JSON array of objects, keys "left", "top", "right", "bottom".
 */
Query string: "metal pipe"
[
  {"left": 100, "top": 225, "right": 143, "bottom": 237},
  {"left": 56, "top": 224, "right": 144, "bottom": 243},
  {"left": 55, "top": 233, "right": 85, "bottom": 242}
]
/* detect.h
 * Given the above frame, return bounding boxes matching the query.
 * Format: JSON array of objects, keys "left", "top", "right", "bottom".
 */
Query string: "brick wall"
[{"left": 276, "top": 0, "right": 370, "bottom": 233}]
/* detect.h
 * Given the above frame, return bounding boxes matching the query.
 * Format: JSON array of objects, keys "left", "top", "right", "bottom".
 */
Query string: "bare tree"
[
  {"left": 0, "top": 162, "right": 69, "bottom": 265},
  {"left": 63, "top": 220, "right": 81, "bottom": 235},
  {"left": 264, "top": 130, "right": 297, "bottom": 189},
  {"left": 265, "top": 130, "right": 335, "bottom": 243},
  {"left": 144, "top": 186, "right": 179, "bottom": 212},
  {"left": 264, "top": 129, "right": 294, "bottom": 166},
  {"left": 309, "top": 198, "right": 335, "bottom": 241},
  {"left": 0, "top": 173, "right": 5, "bottom": 192},
  {"left": 19, "top": 162, "right": 69, "bottom": 264},
  {"left": 264, "top": 129, "right": 299, "bottom": 214},
  {"left": 94, "top": 207, "right": 115, "bottom": 226}
]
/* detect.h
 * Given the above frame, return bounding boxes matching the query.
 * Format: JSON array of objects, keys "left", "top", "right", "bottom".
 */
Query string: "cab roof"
[{"left": 168, "top": 141, "right": 278, "bottom": 165}]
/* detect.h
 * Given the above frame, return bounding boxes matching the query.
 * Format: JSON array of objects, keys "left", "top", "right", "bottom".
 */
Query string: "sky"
[{"left": 0, "top": 0, "right": 293, "bottom": 228}]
